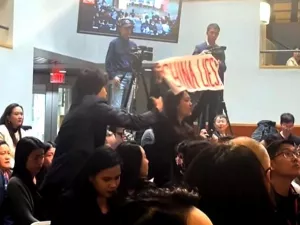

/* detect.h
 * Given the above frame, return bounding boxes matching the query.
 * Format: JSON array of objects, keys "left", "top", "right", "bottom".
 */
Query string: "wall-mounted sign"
[{"left": 50, "top": 72, "right": 65, "bottom": 84}]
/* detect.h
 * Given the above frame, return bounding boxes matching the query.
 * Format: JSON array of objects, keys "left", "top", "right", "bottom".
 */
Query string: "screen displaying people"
[{"left": 77, "top": 0, "right": 182, "bottom": 42}]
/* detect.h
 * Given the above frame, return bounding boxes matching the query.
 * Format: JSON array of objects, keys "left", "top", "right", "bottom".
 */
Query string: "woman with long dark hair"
[
  {"left": 149, "top": 90, "right": 204, "bottom": 186},
  {"left": 0, "top": 103, "right": 26, "bottom": 158},
  {"left": 7, "top": 137, "right": 46, "bottom": 225},
  {"left": 51, "top": 146, "right": 122, "bottom": 225},
  {"left": 184, "top": 143, "right": 275, "bottom": 225},
  {"left": 116, "top": 143, "right": 153, "bottom": 197}
]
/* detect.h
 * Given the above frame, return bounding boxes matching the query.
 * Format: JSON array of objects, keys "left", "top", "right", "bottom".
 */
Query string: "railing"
[
  {"left": 260, "top": 49, "right": 300, "bottom": 67},
  {"left": 260, "top": 50, "right": 300, "bottom": 53}
]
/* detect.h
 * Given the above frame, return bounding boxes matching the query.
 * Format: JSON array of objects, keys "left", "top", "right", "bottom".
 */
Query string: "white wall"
[
  {"left": 34, "top": 0, "right": 300, "bottom": 124},
  {"left": 0, "top": 0, "right": 37, "bottom": 124}
]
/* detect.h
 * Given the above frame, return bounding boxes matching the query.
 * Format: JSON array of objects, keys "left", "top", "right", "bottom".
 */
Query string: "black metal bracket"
[{"left": 0, "top": 25, "right": 9, "bottom": 31}]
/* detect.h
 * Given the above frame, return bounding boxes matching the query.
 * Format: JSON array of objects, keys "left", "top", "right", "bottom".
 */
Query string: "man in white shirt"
[{"left": 286, "top": 47, "right": 300, "bottom": 66}]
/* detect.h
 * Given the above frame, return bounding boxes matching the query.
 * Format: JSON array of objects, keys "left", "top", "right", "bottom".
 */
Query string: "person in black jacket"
[
  {"left": 40, "top": 68, "right": 163, "bottom": 217},
  {"left": 7, "top": 137, "right": 46, "bottom": 225},
  {"left": 149, "top": 90, "right": 205, "bottom": 187}
]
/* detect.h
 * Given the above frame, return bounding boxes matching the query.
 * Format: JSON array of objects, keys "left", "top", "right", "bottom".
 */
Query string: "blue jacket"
[
  {"left": 105, "top": 37, "right": 137, "bottom": 80},
  {"left": 192, "top": 42, "right": 227, "bottom": 82}
]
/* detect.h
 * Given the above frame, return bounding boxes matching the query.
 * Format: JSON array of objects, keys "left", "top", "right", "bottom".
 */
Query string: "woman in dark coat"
[
  {"left": 7, "top": 137, "right": 46, "bottom": 225},
  {"left": 40, "top": 69, "right": 163, "bottom": 217},
  {"left": 149, "top": 90, "right": 205, "bottom": 187}
]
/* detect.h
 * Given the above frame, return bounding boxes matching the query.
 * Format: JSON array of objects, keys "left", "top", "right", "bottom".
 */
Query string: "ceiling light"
[{"left": 260, "top": 1, "right": 271, "bottom": 25}]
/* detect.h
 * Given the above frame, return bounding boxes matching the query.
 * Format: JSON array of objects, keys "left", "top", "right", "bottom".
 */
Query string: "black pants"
[{"left": 199, "top": 91, "right": 223, "bottom": 132}]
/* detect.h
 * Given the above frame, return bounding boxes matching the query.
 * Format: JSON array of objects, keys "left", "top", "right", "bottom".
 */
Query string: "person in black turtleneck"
[{"left": 105, "top": 18, "right": 137, "bottom": 109}]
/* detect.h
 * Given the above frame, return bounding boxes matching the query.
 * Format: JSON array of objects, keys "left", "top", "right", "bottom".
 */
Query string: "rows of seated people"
[{"left": 0, "top": 68, "right": 300, "bottom": 225}]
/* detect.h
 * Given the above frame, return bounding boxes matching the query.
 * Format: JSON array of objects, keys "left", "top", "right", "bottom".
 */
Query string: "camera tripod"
[
  {"left": 121, "top": 64, "right": 150, "bottom": 112},
  {"left": 195, "top": 90, "right": 233, "bottom": 136}
]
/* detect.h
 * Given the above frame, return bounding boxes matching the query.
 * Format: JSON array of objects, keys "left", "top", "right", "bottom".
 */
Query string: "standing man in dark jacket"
[
  {"left": 105, "top": 18, "right": 137, "bottom": 109},
  {"left": 192, "top": 23, "right": 227, "bottom": 131},
  {"left": 40, "top": 69, "right": 163, "bottom": 217}
]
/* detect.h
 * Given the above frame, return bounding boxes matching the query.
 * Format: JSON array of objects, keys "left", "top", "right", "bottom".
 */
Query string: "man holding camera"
[
  {"left": 105, "top": 18, "right": 137, "bottom": 108},
  {"left": 192, "top": 23, "right": 227, "bottom": 131}
]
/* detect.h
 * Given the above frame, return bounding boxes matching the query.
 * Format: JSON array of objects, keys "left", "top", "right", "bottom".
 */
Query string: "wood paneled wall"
[{"left": 231, "top": 124, "right": 300, "bottom": 137}]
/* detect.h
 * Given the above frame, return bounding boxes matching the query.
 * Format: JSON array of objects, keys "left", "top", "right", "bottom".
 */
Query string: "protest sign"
[{"left": 155, "top": 54, "right": 224, "bottom": 95}]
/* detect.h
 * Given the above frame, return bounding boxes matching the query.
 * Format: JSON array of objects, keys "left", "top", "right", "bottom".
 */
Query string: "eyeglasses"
[{"left": 274, "top": 151, "right": 300, "bottom": 159}]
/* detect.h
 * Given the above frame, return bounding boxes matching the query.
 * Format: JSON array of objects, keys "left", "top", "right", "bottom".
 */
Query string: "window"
[
  {"left": 260, "top": 0, "right": 300, "bottom": 68},
  {"left": 0, "top": 0, "right": 14, "bottom": 49}
]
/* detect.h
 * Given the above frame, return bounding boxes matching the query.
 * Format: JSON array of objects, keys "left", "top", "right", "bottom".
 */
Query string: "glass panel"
[
  {"left": 32, "top": 93, "right": 46, "bottom": 141},
  {"left": 57, "top": 86, "right": 72, "bottom": 133}
]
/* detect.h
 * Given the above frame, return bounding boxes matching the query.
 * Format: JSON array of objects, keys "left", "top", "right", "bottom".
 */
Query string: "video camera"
[
  {"left": 206, "top": 46, "right": 227, "bottom": 62},
  {"left": 130, "top": 46, "right": 154, "bottom": 62}
]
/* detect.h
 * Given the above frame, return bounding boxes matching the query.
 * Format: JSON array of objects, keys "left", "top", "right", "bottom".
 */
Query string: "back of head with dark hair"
[
  {"left": 44, "top": 141, "right": 56, "bottom": 153},
  {"left": 280, "top": 113, "right": 295, "bottom": 124},
  {"left": 116, "top": 143, "right": 143, "bottom": 195},
  {"left": 71, "top": 68, "right": 108, "bottom": 106},
  {"left": 176, "top": 140, "right": 213, "bottom": 170},
  {"left": 184, "top": 144, "right": 274, "bottom": 225},
  {"left": 0, "top": 103, "right": 24, "bottom": 146},
  {"left": 263, "top": 133, "right": 282, "bottom": 147},
  {"left": 207, "top": 23, "right": 220, "bottom": 32},
  {"left": 164, "top": 90, "right": 185, "bottom": 124},
  {"left": 116, "top": 188, "right": 199, "bottom": 225}
]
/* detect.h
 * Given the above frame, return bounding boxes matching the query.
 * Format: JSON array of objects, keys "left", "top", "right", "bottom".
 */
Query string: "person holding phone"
[{"left": 105, "top": 18, "right": 137, "bottom": 109}]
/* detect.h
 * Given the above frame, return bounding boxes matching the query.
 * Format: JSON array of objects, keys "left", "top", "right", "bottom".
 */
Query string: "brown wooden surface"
[{"left": 231, "top": 124, "right": 300, "bottom": 137}]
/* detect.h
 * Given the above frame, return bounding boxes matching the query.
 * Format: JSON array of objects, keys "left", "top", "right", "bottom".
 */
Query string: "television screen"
[{"left": 77, "top": 0, "right": 182, "bottom": 43}]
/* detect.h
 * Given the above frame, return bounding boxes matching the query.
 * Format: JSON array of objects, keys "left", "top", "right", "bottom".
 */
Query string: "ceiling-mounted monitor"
[{"left": 77, "top": 0, "right": 182, "bottom": 43}]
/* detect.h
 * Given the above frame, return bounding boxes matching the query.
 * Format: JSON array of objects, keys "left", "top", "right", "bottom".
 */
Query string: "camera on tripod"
[
  {"left": 206, "top": 46, "right": 227, "bottom": 62},
  {"left": 130, "top": 46, "right": 154, "bottom": 62}
]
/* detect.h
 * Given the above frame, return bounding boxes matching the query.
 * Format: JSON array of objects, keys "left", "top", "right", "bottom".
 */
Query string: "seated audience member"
[
  {"left": 51, "top": 146, "right": 122, "bottom": 225},
  {"left": 274, "top": 113, "right": 300, "bottom": 145},
  {"left": 116, "top": 143, "right": 152, "bottom": 197},
  {"left": 286, "top": 47, "right": 300, "bottom": 66},
  {"left": 116, "top": 188, "right": 213, "bottom": 225},
  {"left": 267, "top": 140, "right": 300, "bottom": 224},
  {"left": 261, "top": 132, "right": 300, "bottom": 191},
  {"left": 150, "top": 90, "right": 205, "bottom": 187},
  {"left": 211, "top": 114, "right": 229, "bottom": 142},
  {"left": 184, "top": 143, "right": 275, "bottom": 225},
  {"left": 0, "top": 104, "right": 26, "bottom": 167},
  {"left": 7, "top": 137, "right": 45, "bottom": 225},
  {"left": 0, "top": 141, "right": 11, "bottom": 223},
  {"left": 41, "top": 68, "right": 163, "bottom": 208},
  {"left": 43, "top": 141, "right": 56, "bottom": 168},
  {"left": 36, "top": 141, "right": 56, "bottom": 188}
]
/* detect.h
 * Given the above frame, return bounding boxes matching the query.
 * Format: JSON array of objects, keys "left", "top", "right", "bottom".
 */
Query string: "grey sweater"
[{"left": 7, "top": 177, "right": 39, "bottom": 225}]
